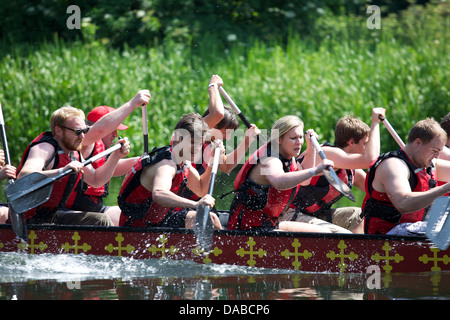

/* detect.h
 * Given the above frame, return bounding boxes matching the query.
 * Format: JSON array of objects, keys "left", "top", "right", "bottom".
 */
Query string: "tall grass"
[{"left": 0, "top": 3, "right": 448, "bottom": 208}]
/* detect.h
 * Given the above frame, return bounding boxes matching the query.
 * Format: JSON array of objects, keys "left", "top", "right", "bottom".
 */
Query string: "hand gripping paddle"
[{"left": 310, "top": 135, "right": 355, "bottom": 202}]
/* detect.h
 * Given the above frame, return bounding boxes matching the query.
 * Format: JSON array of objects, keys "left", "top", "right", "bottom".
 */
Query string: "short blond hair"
[
  {"left": 271, "top": 115, "right": 304, "bottom": 142},
  {"left": 50, "top": 106, "right": 85, "bottom": 135}
]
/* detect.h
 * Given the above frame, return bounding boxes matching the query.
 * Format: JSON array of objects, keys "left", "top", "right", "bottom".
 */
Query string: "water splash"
[{"left": 0, "top": 251, "right": 290, "bottom": 283}]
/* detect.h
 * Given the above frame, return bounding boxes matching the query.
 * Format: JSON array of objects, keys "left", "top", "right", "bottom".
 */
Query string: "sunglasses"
[{"left": 60, "top": 126, "right": 90, "bottom": 136}]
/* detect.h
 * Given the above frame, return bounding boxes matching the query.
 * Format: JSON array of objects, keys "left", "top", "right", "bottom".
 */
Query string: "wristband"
[
  {"left": 58, "top": 168, "right": 64, "bottom": 174},
  {"left": 208, "top": 83, "right": 217, "bottom": 89},
  {"left": 310, "top": 168, "right": 316, "bottom": 176}
]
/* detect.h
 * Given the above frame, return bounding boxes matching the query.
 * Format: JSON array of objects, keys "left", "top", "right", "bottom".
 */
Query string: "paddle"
[
  {"left": 218, "top": 86, "right": 261, "bottom": 150},
  {"left": 426, "top": 196, "right": 450, "bottom": 250},
  {"left": 194, "top": 146, "right": 220, "bottom": 252},
  {"left": 218, "top": 87, "right": 252, "bottom": 129},
  {"left": 0, "top": 103, "right": 27, "bottom": 241},
  {"left": 5, "top": 142, "right": 123, "bottom": 214},
  {"left": 379, "top": 115, "right": 405, "bottom": 148},
  {"left": 142, "top": 104, "right": 149, "bottom": 154},
  {"left": 310, "top": 135, "right": 355, "bottom": 201}
]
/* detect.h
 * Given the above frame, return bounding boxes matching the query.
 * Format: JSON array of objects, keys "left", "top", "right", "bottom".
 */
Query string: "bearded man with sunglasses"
[
  {"left": 64, "top": 105, "right": 142, "bottom": 225},
  {"left": 13, "top": 90, "right": 150, "bottom": 225}
]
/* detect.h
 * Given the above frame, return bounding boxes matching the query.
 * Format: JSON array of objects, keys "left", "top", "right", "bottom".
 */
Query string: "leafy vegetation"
[{"left": 0, "top": 1, "right": 447, "bottom": 208}]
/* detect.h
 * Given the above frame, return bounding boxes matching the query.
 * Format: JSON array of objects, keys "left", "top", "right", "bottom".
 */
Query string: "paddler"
[
  {"left": 64, "top": 105, "right": 142, "bottom": 226},
  {"left": 227, "top": 115, "right": 334, "bottom": 232},
  {"left": 7, "top": 90, "right": 149, "bottom": 226},
  {"left": 362, "top": 118, "right": 450, "bottom": 235},
  {"left": 180, "top": 75, "right": 260, "bottom": 203},
  {"left": 282, "top": 108, "right": 386, "bottom": 234},
  {"left": 118, "top": 113, "right": 224, "bottom": 229},
  {"left": 0, "top": 149, "right": 16, "bottom": 223}
]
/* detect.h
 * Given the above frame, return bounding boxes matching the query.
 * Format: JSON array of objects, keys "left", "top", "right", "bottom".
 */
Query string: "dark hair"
[
  {"left": 174, "top": 113, "right": 210, "bottom": 142},
  {"left": 440, "top": 112, "right": 450, "bottom": 136},
  {"left": 203, "top": 106, "right": 239, "bottom": 130}
]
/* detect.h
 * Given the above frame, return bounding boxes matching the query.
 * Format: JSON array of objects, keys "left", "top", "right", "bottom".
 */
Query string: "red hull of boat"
[{"left": 1, "top": 224, "right": 449, "bottom": 273}]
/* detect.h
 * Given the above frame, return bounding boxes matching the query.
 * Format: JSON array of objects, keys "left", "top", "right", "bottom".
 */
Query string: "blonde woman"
[{"left": 227, "top": 115, "right": 333, "bottom": 233}]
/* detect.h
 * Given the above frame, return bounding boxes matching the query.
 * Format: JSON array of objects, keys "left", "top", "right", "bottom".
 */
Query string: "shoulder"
[
  {"left": 260, "top": 156, "right": 282, "bottom": 166},
  {"left": 28, "top": 141, "right": 58, "bottom": 159},
  {"left": 322, "top": 145, "right": 346, "bottom": 157},
  {"left": 152, "top": 158, "right": 178, "bottom": 176},
  {"left": 258, "top": 156, "right": 284, "bottom": 177},
  {"left": 377, "top": 156, "right": 410, "bottom": 177}
]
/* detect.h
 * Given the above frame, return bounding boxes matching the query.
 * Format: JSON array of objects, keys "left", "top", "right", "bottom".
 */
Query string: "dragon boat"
[{"left": 0, "top": 212, "right": 449, "bottom": 274}]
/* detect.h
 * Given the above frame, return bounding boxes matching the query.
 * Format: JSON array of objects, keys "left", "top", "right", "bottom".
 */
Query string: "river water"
[
  {"left": 2, "top": 175, "right": 450, "bottom": 304},
  {"left": 1, "top": 251, "right": 450, "bottom": 301}
]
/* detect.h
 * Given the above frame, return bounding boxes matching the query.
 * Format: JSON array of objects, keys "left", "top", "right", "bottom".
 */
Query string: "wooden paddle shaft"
[
  {"left": 379, "top": 115, "right": 405, "bottom": 148},
  {"left": 218, "top": 87, "right": 252, "bottom": 129}
]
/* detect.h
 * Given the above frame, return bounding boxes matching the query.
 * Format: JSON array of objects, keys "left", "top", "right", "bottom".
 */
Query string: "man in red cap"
[
  {"left": 87, "top": 106, "right": 129, "bottom": 146},
  {"left": 64, "top": 97, "right": 148, "bottom": 225}
]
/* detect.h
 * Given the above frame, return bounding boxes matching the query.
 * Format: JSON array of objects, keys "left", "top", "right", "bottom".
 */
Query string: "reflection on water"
[{"left": 1, "top": 252, "right": 450, "bottom": 300}]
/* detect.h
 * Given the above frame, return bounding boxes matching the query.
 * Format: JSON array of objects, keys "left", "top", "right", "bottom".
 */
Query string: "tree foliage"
[{"left": 0, "top": 0, "right": 431, "bottom": 48}]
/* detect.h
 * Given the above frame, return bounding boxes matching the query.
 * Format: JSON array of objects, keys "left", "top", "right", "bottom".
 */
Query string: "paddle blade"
[
  {"left": 5, "top": 172, "right": 53, "bottom": 214},
  {"left": 323, "top": 169, "right": 355, "bottom": 202},
  {"left": 426, "top": 196, "right": 450, "bottom": 250},
  {"left": 8, "top": 206, "right": 27, "bottom": 242},
  {"left": 194, "top": 204, "right": 214, "bottom": 251}
]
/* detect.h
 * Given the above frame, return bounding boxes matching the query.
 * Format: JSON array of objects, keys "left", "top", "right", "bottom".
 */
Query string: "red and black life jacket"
[
  {"left": 16, "top": 132, "right": 82, "bottom": 223},
  {"left": 118, "top": 146, "right": 190, "bottom": 227},
  {"left": 228, "top": 142, "right": 299, "bottom": 231},
  {"left": 362, "top": 149, "right": 437, "bottom": 234},
  {"left": 65, "top": 139, "right": 109, "bottom": 212},
  {"left": 292, "top": 144, "right": 354, "bottom": 216}
]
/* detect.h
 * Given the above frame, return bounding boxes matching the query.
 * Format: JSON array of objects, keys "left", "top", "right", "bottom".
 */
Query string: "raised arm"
[
  {"left": 203, "top": 75, "right": 225, "bottom": 129},
  {"left": 83, "top": 90, "right": 151, "bottom": 146},
  {"left": 323, "top": 107, "right": 385, "bottom": 169}
]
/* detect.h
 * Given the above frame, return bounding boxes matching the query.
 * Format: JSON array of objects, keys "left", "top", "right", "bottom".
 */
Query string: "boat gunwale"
[{"left": 0, "top": 222, "right": 429, "bottom": 244}]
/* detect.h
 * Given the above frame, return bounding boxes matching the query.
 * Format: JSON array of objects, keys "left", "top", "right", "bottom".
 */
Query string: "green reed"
[{"left": 0, "top": 5, "right": 447, "bottom": 208}]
